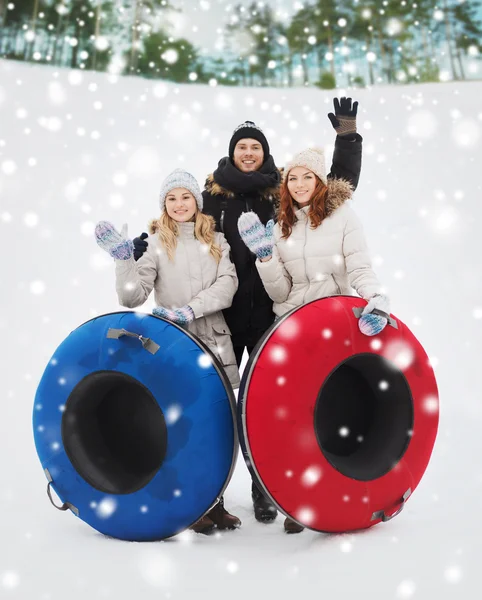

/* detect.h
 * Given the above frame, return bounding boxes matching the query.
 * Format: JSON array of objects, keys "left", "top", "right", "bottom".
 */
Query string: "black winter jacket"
[{"left": 202, "top": 134, "right": 363, "bottom": 348}]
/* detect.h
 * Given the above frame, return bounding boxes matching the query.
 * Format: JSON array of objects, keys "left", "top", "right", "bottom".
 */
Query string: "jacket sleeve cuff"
[
  {"left": 189, "top": 298, "right": 204, "bottom": 318},
  {"left": 114, "top": 255, "right": 137, "bottom": 272},
  {"left": 335, "top": 133, "right": 363, "bottom": 147},
  {"left": 256, "top": 255, "right": 275, "bottom": 271},
  {"left": 361, "top": 286, "right": 382, "bottom": 300}
]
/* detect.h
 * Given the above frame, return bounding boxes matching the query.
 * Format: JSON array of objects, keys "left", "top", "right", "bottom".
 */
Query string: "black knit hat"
[{"left": 228, "top": 121, "right": 270, "bottom": 162}]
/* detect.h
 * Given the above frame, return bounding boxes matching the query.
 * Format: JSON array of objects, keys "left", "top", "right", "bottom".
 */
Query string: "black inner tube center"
[
  {"left": 62, "top": 371, "right": 167, "bottom": 494},
  {"left": 314, "top": 354, "right": 414, "bottom": 481}
]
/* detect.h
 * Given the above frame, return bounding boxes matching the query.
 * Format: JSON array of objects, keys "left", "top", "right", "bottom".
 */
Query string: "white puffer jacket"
[
  {"left": 256, "top": 178, "right": 381, "bottom": 317},
  {"left": 114, "top": 221, "right": 240, "bottom": 388}
]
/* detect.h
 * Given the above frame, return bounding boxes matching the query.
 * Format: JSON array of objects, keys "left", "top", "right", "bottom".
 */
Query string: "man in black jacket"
[{"left": 201, "top": 97, "right": 363, "bottom": 527}]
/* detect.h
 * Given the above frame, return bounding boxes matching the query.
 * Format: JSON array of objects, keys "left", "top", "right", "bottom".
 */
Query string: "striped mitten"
[
  {"left": 152, "top": 305, "right": 195, "bottom": 326},
  {"left": 359, "top": 294, "right": 390, "bottom": 336},
  {"left": 237, "top": 212, "right": 274, "bottom": 260},
  {"left": 95, "top": 221, "right": 134, "bottom": 261},
  {"left": 359, "top": 312, "right": 387, "bottom": 336}
]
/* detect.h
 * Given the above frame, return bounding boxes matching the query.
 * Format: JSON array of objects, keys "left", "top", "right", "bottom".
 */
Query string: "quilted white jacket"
[{"left": 256, "top": 178, "right": 381, "bottom": 317}]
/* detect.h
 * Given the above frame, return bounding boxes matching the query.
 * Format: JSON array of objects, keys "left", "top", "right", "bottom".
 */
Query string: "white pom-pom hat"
[{"left": 285, "top": 147, "right": 327, "bottom": 184}]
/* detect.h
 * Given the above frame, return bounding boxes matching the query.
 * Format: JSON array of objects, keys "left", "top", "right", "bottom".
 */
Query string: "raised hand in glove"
[
  {"left": 237, "top": 212, "right": 274, "bottom": 261},
  {"left": 95, "top": 221, "right": 134, "bottom": 260},
  {"left": 359, "top": 294, "right": 390, "bottom": 337},
  {"left": 133, "top": 232, "right": 148, "bottom": 261},
  {"left": 152, "top": 305, "right": 195, "bottom": 326},
  {"left": 327, "top": 97, "right": 358, "bottom": 139}
]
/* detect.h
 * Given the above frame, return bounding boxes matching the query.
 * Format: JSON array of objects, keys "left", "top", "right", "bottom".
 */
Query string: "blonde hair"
[{"left": 150, "top": 210, "right": 222, "bottom": 263}]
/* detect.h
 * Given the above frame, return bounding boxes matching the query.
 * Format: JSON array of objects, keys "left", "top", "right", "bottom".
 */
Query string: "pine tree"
[
  {"left": 127, "top": 0, "right": 171, "bottom": 74},
  {"left": 350, "top": 6, "right": 376, "bottom": 85},
  {"left": 440, "top": 0, "right": 459, "bottom": 79},
  {"left": 286, "top": 6, "right": 313, "bottom": 85},
  {"left": 0, "top": 1, "right": 30, "bottom": 57},
  {"left": 91, "top": 1, "right": 116, "bottom": 70},
  {"left": 24, "top": 0, "right": 41, "bottom": 60},
  {"left": 241, "top": 2, "right": 283, "bottom": 86},
  {"left": 410, "top": 0, "right": 438, "bottom": 77},
  {"left": 1, "top": 0, "right": 8, "bottom": 27},
  {"left": 453, "top": 0, "right": 482, "bottom": 79},
  {"left": 224, "top": 3, "right": 253, "bottom": 85},
  {"left": 312, "top": 0, "right": 352, "bottom": 80},
  {"left": 136, "top": 30, "right": 198, "bottom": 81},
  {"left": 50, "top": 1, "right": 69, "bottom": 66}
]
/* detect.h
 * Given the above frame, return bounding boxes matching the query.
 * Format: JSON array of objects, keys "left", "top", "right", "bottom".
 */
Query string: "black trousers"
[{"left": 233, "top": 345, "right": 255, "bottom": 368}]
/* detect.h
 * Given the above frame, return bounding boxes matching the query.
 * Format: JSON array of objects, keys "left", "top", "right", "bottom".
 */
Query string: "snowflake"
[
  {"left": 226, "top": 561, "right": 239, "bottom": 574},
  {"left": 198, "top": 354, "right": 212, "bottom": 368},
  {"left": 166, "top": 404, "right": 182, "bottom": 425},
  {"left": 30, "top": 281, "right": 46, "bottom": 295},
  {"left": 295, "top": 506, "right": 315, "bottom": 525},
  {"left": 1, "top": 572, "right": 20, "bottom": 589},
  {"left": 452, "top": 119, "right": 480, "bottom": 148},
  {"left": 301, "top": 466, "right": 322, "bottom": 487},
  {"left": 68, "top": 71, "right": 83, "bottom": 86},
  {"left": 423, "top": 395, "right": 439, "bottom": 415},
  {"left": 24, "top": 212, "right": 39, "bottom": 227},
  {"left": 96, "top": 497, "right": 117, "bottom": 519},
  {"left": 396, "top": 580, "right": 416, "bottom": 598},
  {"left": 269, "top": 344, "right": 287, "bottom": 364},
  {"left": 1, "top": 160, "right": 17, "bottom": 175}
]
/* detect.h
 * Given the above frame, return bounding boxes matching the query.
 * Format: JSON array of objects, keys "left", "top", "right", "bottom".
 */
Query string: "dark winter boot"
[
  {"left": 284, "top": 517, "right": 305, "bottom": 534},
  {"left": 189, "top": 514, "right": 215, "bottom": 534},
  {"left": 251, "top": 481, "right": 278, "bottom": 522},
  {"left": 207, "top": 497, "right": 241, "bottom": 530}
]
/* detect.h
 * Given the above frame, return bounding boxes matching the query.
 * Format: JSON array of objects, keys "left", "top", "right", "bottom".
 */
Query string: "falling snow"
[{"left": 0, "top": 56, "right": 480, "bottom": 600}]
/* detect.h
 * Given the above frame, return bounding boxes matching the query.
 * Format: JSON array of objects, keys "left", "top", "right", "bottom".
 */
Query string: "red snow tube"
[{"left": 238, "top": 296, "right": 439, "bottom": 533}]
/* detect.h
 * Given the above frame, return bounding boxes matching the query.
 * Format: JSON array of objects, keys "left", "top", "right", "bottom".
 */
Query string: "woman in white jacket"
[
  {"left": 95, "top": 168, "right": 241, "bottom": 535},
  {"left": 237, "top": 147, "right": 390, "bottom": 533}
]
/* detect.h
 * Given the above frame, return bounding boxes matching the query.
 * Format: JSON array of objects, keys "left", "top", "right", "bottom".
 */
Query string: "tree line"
[{"left": 0, "top": 0, "right": 481, "bottom": 87}]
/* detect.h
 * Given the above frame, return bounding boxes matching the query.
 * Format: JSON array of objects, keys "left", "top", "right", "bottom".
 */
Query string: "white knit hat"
[
  {"left": 285, "top": 147, "right": 327, "bottom": 184},
  {"left": 159, "top": 169, "right": 203, "bottom": 212}
]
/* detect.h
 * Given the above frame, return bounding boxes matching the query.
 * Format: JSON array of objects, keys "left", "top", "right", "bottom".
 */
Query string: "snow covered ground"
[{"left": 1, "top": 59, "right": 481, "bottom": 599}]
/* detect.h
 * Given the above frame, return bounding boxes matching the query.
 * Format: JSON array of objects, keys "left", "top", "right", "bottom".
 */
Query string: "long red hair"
[{"left": 278, "top": 174, "right": 329, "bottom": 239}]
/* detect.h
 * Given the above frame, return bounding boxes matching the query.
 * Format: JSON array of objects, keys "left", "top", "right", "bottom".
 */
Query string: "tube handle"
[
  {"left": 352, "top": 306, "right": 398, "bottom": 329},
  {"left": 106, "top": 328, "right": 160, "bottom": 354},
  {"left": 45, "top": 469, "right": 79, "bottom": 516},
  {"left": 371, "top": 488, "right": 411, "bottom": 522}
]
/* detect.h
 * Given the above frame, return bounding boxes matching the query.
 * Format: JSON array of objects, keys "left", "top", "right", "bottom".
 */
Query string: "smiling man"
[
  {"left": 232, "top": 137, "right": 264, "bottom": 172},
  {"left": 202, "top": 98, "right": 363, "bottom": 530}
]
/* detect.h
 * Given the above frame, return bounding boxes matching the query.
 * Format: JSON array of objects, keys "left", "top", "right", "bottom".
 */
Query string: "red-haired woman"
[{"left": 237, "top": 147, "right": 390, "bottom": 533}]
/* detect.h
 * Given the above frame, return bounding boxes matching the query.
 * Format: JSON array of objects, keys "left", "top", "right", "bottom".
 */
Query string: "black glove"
[
  {"left": 133, "top": 232, "right": 148, "bottom": 261},
  {"left": 328, "top": 97, "right": 358, "bottom": 138}
]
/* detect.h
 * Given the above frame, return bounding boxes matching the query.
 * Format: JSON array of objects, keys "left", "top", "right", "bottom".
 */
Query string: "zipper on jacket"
[
  {"left": 246, "top": 196, "right": 255, "bottom": 317},
  {"left": 219, "top": 198, "right": 228, "bottom": 234}
]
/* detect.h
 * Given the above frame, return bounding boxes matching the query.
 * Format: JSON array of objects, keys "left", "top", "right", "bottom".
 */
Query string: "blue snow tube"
[{"left": 33, "top": 311, "right": 237, "bottom": 541}]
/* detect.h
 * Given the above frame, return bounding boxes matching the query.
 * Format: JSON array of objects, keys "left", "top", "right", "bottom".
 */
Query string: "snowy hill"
[{"left": 1, "top": 59, "right": 481, "bottom": 599}]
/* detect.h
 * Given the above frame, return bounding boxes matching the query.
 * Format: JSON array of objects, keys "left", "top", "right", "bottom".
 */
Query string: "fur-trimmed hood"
[
  {"left": 317, "top": 177, "right": 353, "bottom": 218},
  {"left": 204, "top": 172, "right": 281, "bottom": 202},
  {"left": 148, "top": 218, "right": 160, "bottom": 235},
  {"left": 204, "top": 172, "right": 353, "bottom": 217}
]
